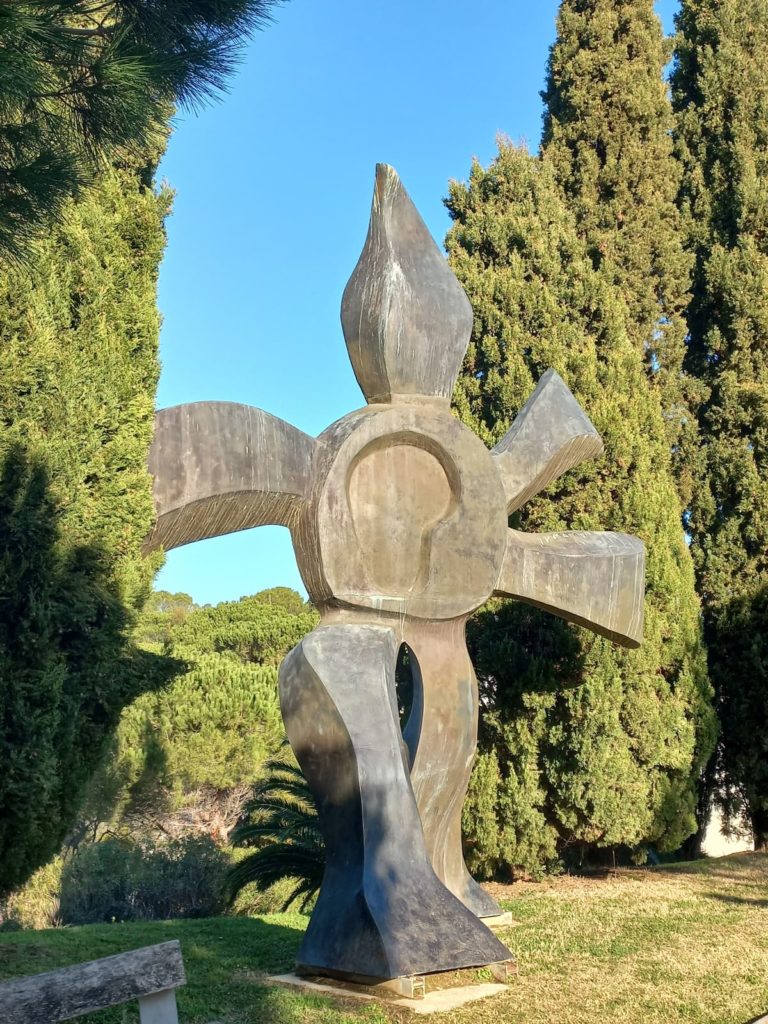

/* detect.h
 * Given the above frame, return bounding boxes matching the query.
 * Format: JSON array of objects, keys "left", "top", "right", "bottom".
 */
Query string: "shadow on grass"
[
  {"left": 708, "top": 893, "right": 768, "bottom": 908},
  {"left": 178, "top": 916, "right": 377, "bottom": 1023},
  {"left": 0, "top": 915, "right": 373, "bottom": 1024},
  {"left": 650, "top": 852, "right": 766, "bottom": 883}
]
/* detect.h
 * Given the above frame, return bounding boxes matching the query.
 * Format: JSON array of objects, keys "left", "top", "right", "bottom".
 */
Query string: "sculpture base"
[
  {"left": 269, "top": 968, "right": 514, "bottom": 1014},
  {"left": 482, "top": 911, "right": 518, "bottom": 930},
  {"left": 296, "top": 956, "right": 517, "bottom": 990}
]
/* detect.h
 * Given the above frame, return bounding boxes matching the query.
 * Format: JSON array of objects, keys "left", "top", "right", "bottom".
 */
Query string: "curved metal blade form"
[
  {"left": 280, "top": 624, "right": 510, "bottom": 979},
  {"left": 496, "top": 529, "right": 645, "bottom": 648},
  {"left": 492, "top": 369, "right": 604, "bottom": 514},
  {"left": 145, "top": 402, "right": 316, "bottom": 552}
]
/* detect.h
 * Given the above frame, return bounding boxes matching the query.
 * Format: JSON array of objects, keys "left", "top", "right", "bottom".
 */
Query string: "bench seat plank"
[{"left": 0, "top": 940, "right": 185, "bottom": 1024}]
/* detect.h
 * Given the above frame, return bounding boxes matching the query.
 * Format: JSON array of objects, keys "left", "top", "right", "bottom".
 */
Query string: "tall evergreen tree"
[
  {"left": 542, "top": 0, "right": 695, "bottom": 452},
  {"left": 672, "top": 0, "right": 768, "bottom": 849},
  {"left": 447, "top": 143, "right": 714, "bottom": 876},
  {"left": 0, "top": 150, "right": 175, "bottom": 895}
]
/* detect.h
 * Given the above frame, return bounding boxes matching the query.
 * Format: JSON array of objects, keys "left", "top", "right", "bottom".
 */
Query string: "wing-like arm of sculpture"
[
  {"left": 495, "top": 529, "right": 645, "bottom": 648},
  {"left": 145, "top": 402, "right": 317, "bottom": 552},
  {"left": 493, "top": 369, "right": 604, "bottom": 514}
]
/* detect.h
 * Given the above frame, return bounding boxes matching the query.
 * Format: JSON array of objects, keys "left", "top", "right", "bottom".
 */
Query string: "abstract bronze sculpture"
[{"left": 146, "top": 165, "right": 645, "bottom": 982}]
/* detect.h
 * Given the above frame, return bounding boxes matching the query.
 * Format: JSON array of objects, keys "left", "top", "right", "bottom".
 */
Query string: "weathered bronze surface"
[{"left": 147, "top": 165, "right": 645, "bottom": 980}]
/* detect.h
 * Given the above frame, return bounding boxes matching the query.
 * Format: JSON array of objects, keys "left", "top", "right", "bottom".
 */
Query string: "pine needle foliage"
[
  {"left": 98, "top": 659, "right": 286, "bottom": 824},
  {"left": 0, "top": 0, "right": 281, "bottom": 257},
  {"left": 81, "top": 590, "right": 316, "bottom": 840},
  {"left": 170, "top": 594, "right": 319, "bottom": 667},
  {"left": 672, "top": 0, "right": 768, "bottom": 848},
  {"left": 447, "top": 143, "right": 714, "bottom": 876},
  {"left": 227, "top": 747, "right": 323, "bottom": 911},
  {"left": 0, "top": 153, "right": 175, "bottom": 896},
  {"left": 542, "top": 0, "right": 695, "bottom": 448}
]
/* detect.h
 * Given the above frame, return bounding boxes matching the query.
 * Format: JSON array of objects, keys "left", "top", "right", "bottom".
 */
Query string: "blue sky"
[{"left": 155, "top": 0, "right": 679, "bottom": 606}]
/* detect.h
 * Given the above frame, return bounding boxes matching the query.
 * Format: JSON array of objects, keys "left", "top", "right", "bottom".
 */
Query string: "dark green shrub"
[
  {"left": 0, "top": 857, "right": 63, "bottom": 930},
  {"left": 673, "top": 0, "right": 768, "bottom": 851},
  {"left": 59, "top": 837, "right": 229, "bottom": 924}
]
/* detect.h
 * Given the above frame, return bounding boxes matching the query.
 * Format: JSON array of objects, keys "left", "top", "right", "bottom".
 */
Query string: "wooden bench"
[{"left": 0, "top": 940, "right": 186, "bottom": 1023}]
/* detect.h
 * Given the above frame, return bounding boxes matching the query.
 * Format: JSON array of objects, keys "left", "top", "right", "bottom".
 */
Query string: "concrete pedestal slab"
[
  {"left": 267, "top": 973, "right": 511, "bottom": 1015},
  {"left": 483, "top": 911, "right": 518, "bottom": 930}
]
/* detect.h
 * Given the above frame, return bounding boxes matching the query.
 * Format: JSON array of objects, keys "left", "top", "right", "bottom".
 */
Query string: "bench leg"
[{"left": 138, "top": 989, "right": 179, "bottom": 1024}]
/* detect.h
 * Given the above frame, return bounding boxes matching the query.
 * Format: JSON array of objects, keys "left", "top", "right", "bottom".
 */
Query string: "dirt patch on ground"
[{"left": 482, "top": 870, "right": 637, "bottom": 902}]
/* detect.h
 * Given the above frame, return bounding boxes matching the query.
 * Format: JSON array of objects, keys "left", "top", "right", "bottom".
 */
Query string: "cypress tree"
[
  {"left": 447, "top": 143, "right": 714, "bottom": 875},
  {"left": 672, "top": 0, "right": 768, "bottom": 849},
  {"left": 542, "top": 0, "right": 695, "bottom": 451},
  {"left": 0, "top": 151, "right": 174, "bottom": 895}
]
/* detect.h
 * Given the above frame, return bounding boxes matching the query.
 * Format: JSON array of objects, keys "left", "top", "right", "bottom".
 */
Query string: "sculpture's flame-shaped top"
[{"left": 341, "top": 164, "right": 473, "bottom": 404}]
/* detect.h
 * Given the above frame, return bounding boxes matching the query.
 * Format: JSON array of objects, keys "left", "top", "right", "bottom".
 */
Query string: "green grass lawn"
[{"left": 1, "top": 853, "right": 766, "bottom": 1024}]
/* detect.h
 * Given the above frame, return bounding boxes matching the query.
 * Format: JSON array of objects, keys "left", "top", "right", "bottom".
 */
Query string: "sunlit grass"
[{"left": 0, "top": 854, "right": 765, "bottom": 1023}]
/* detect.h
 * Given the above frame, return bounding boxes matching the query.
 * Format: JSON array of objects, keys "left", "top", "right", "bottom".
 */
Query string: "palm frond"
[{"left": 225, "top": 747, "right": 324, "bottom": 909}]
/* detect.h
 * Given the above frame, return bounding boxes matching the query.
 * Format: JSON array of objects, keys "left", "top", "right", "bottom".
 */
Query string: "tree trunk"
[{"left": 751, "top": 807, "right": 768, "bottom": 852}]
